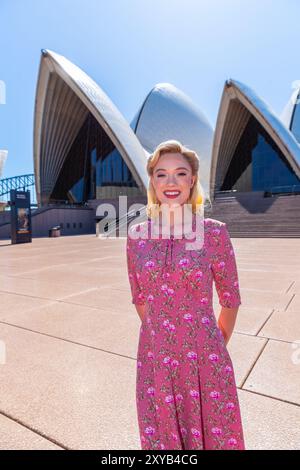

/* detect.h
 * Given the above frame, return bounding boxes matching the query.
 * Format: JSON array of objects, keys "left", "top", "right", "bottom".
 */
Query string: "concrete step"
[{"left": 208, "top": 192, "right": 300, "bottom": 237}]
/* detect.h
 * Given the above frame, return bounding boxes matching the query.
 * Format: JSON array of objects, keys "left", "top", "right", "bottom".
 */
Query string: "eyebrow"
[{"left": 154, "top": 167, "right": 189, "bottom": 173}]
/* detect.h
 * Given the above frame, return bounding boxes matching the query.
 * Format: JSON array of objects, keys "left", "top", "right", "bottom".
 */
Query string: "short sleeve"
[
  {"left": 211, "top": 222, "right": 242, "bottom": 308},
  {"left": 126, "top": 228, "right": 146, "bottom": 305}
]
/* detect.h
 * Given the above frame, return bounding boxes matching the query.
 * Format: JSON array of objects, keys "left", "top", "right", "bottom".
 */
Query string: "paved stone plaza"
[{"left": 0, "top": 234, "right": 299, "bottom": 449}]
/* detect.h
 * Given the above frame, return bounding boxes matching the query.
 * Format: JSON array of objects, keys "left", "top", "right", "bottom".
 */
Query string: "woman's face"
[{"left": 151, "top": 152, "right": 196, "bottom": 209}]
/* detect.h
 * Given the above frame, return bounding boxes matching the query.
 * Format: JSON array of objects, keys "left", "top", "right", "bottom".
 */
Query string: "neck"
[{"left": 153, "top": 206, "right": 194, "bottom": 235}]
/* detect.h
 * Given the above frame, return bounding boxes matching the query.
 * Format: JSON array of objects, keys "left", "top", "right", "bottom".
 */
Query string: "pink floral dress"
[{"left": 126, "top": 216, "right": 245, "bottom": 450}]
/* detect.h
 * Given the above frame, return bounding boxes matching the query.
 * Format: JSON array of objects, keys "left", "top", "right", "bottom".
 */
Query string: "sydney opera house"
[{"left": 1, "top": 48, "right": 300, "bottom": 238}]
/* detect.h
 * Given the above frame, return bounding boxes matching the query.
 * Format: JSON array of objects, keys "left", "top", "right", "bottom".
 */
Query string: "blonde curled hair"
[{"left": 146, "top": 139, "right": 209, "bottom": 219}]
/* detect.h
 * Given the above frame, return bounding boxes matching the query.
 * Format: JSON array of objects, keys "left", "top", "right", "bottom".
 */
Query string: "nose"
[{"left": 166, "top": 174, "right": 177, "bottom": 185}]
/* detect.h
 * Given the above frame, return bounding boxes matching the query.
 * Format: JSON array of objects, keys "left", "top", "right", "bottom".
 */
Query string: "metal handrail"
[
  {"left": 269, "top": 184, "right": 300, "bottom": 195},
  {"left": 96, "top": 205, "right": 148, "bottom": 237},
  {"left": 214, "top": 189, "right": 238, "bottom": 194}
]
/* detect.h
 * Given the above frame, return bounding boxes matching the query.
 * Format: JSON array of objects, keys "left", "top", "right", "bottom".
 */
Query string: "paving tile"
[
  {"left": 285, "top": 293, "right": 300, "bottom": 307},
  {"left": 1, "top": 234, "right": 300, "bottom": 449},
  {"left": 0, "top": 295, "right": 141, "bottom": 358},
  {"left": 234, "top": 306, "right": 274, "bottom": 336},
  {"left": 226, "top": 333, "right": 267, "bottom": 387},
  {"left": 0, "top": 274, "right": 118, "bottom": 301},
  {"left": 59, "top": 286, "right": 136, "bottom": 310},
  {"left": 243, "top": 339, "right": 300, "bottom": 406},
  {"left": 0, "top": 323, "right": 140, "bottom": 450},
  {"left": 213, "top": 287, "right": 292, "bottom": 312},
  {"left": 238, "top": 271, "right": 293, "bottom": 293},
  {"left": 238, "top": 389, "right": 300, "bottom": 450},
  {"left": 0, "top": 414, "right": 63, "bottom": 450},
  {"left": 259, "top": 306, "right": 300, "bottom": 342},
  {"left": 289, "top": 282, "right": 300, "bottom": 295}
]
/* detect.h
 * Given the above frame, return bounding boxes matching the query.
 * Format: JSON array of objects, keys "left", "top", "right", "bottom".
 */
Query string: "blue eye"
[{"left": 157, "top": 173, "right": 187, "bottom": 177}]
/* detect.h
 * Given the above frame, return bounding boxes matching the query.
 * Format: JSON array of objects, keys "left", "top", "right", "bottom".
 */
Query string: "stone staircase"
[{"left": 206, "top": 191, "right": 300, "bottom": 237}]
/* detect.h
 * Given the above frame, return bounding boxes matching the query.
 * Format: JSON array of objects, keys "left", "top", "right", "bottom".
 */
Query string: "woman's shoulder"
[
  {"left": 204, "top": 217, "right": 226, "bottom": 229},
  {"left": 128, "top": 217, "right": 226, "bottom": 237}
]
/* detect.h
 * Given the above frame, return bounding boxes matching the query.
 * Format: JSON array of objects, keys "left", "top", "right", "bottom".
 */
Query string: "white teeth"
[{"left": 164, "top": 191, "right": 180, "bottom": 195}]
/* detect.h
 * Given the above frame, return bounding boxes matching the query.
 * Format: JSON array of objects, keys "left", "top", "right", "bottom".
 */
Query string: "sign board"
[{"left": 10, "top": 189, "right": 32, "bottom": 244}]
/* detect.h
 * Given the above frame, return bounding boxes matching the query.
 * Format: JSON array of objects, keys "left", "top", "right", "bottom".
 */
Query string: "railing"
[
  {"left": 215, "top": 186, "right": 300, "bottom": 198},
  {"left": 95, "top": 205, "right": 148, "bottom": 237},
  {"left": 44, "top": 200, "right": 89, "bottom": 208},
  {"left": 265, "top": 184, "right": 300, "bottom": 197},
  {"left": 214, "top": 189, "right": 238, "bottom": 198},
  {"left": 215, "top": 189, "right": 238, "bottom": 194}
]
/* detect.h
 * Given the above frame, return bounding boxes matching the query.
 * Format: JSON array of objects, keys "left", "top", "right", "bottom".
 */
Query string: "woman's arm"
[
  {"left": 210, "top": 222, "right": 242, "bottom": 346},
  {"left": 126, "top": 226, "right": 146, "bottom": 320},
  {"left": 217, "top": 306, "right": 239, "bottom": 346},
  {"left": 135, "top": 303, "right": 146, "bottom": 323}
]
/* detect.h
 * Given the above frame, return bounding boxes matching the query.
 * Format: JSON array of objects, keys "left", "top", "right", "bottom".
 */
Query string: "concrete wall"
[
  {"left": 0, "top": 206, "right": 95, "bottom": 239},
  {"left": 0, "top": 196, "right": 148, "bottom": 240}
]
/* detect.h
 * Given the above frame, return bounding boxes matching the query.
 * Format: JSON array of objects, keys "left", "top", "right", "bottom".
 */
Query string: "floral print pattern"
[{"left": 126, "top": 216, "right": 245, "bottom": 450}]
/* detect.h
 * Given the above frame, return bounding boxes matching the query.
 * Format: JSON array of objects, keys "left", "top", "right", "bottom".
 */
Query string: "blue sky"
[{"left": 0, "top": 0, "right": 300, "bottom": 178}]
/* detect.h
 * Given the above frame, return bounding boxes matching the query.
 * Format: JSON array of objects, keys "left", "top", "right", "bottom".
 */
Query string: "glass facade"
[
  {"left": 51, "top": 113, "right": 138, "bottom": 203},
  {"left": 221, "top": 115, "right": 300, "bottom": 193}
]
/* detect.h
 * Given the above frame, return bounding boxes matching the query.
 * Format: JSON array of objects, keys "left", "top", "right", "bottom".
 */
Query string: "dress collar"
[{"left": 147, "top": 213, "right": 202, "bottom": 240}]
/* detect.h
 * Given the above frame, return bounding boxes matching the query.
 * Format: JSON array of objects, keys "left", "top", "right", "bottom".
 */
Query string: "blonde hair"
[{"left": 146, "top": 139, "right": 209, "bottom": 219}]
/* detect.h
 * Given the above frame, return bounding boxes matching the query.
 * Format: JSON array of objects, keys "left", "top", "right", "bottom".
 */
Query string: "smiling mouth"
[{"left": 163, "top": 191, "right": 181, "bottom": 198}]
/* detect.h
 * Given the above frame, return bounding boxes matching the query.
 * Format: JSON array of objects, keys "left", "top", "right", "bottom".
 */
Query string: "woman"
[{"left": 126, "top": 140, "right": 245, "bottom": 450}]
